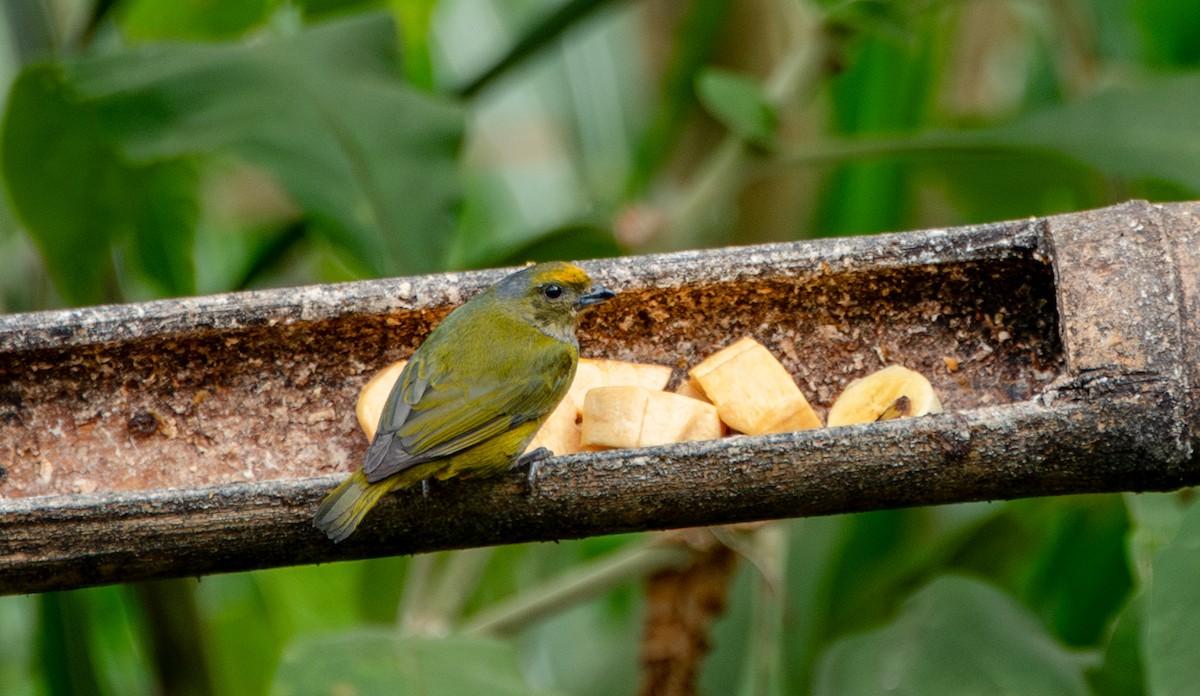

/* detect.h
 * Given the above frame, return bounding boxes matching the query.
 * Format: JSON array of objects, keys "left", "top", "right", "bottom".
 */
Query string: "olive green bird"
[{"left": 314, "top": 262, "right": 615, "bottom": 542}]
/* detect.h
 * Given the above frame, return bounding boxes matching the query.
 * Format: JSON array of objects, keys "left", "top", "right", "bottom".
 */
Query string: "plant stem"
[
  {"left": 737, "top": 524, "right": 788, "bottom": 696},
  {"left": 426, "top": 547, "right": 495, "bottom": 624},
  {"left": 658, "top": 0, "right": 825, "bottom": 249},
  {"left": 398, "top": 548, "right": 496, "bottom": 635},
  {"left": 453, "top": 0, "right": 625, "bottom": 99},
  {"left": 768, "top": 131, "right": 1004, "bottom": 168},
  {"left": 397, "top": 553, "right": 436, "bottom": 634},
  {"left": 462, "top": 541, "right": 694, "bottom": 637}
]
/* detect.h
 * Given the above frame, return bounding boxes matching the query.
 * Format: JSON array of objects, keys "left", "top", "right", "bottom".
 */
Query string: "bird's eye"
[{"left": 543, "top": 284, "right": 564, "bottom": 299}]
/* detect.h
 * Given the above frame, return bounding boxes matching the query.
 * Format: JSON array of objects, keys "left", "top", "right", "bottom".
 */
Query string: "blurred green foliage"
[{"left": 2, "top": 0, "right": 1200, "bottom": 694}]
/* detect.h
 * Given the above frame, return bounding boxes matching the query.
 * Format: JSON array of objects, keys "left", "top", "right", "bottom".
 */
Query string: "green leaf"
[
  {"left": 2, "top": 65, "right": 113, "bottom": 305},
  {"left": 920, "top": 151, "right": 1105, "bottom": 225},
  {"left": 0, "top": 65, "right": 201, "bottom": 304},
  {"left": 388, "top": 0, "right": 437, "bottom": 89},
  {"left": 696, "top": 68, "right": 778, "bottom": 148},
  {"left": 3, "top": 12, "right": 463, "bottom": 293},
  {"left": 1089, "top": 596, "right": 1146, "bottom": 696},
  {"left": 482, "top": 222, "right": 622, "bottom": 269},
  {"left": 625, "top": 0, "right": 731, "bottom": 196},
  {"left": 0, "top": 596, "right": 37, "bottom": 696},
  {"left": 1125, "top": 491, "right": 1192, "bottom": 579},
  {"left": 1132, "top": 0, "right": 1200, "bottom": 68},
  {"left": 985, "top": 72, "right": 1200, "bottom": 193},
  {"left": 126, "top": 161, "right": 199, "bottom": 297},
  {"left": 299, "top": 0, "right": 385, "bottom": 22},
  {"left": 197, "top": 574, "right": 280, "bottom": 696},
  {"left": 271, "top": 631, "right": 562, "bottom": 696},
  {"left": 91, "top": 12, "right": 462, "bottom": 276},
  {"left": 876, "top": 72, "right": 1200, "bottom": 196},
  {"left": 1143, "top": 495, "right": 1200, "bottom": 696},
  {"left": 816, "top": 27, "right": 940, "bottom": 236},
  {"left": 814, "top": 576, "right": 1095, "bottom": 696},
  {"left": 2, "top": 66, "right": 200, "bottom": 303},
  {"left": 37, "top": 592, "right": 105, "bottom": 696},
  {"left": 1011, "top": 496, "right": 1133, "bottom": 647},
  {"left": 120, "top": 0, "right": 279, "bottom": 41}
]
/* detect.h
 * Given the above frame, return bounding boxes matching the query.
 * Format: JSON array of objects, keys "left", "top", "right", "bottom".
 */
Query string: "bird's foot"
[{"left": 515, "top": 447, "right": 554, "bottom": 494}]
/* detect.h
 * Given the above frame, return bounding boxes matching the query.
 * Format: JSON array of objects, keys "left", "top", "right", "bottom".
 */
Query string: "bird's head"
[{"left": 492, "top": 262, "right": 616, "bottom": 343}]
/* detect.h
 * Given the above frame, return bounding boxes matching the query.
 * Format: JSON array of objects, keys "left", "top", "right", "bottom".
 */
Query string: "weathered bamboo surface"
[{"left": 0, "top": 200, "right": 1196, "bottom": 595}]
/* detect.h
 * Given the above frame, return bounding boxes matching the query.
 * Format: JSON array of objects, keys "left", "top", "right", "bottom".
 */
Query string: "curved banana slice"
[
  {"left": 356, "top": 360, "right": 408, "bottom": 440},
  {"left": 827, "top": 365, "right": 943, "bottom": 427}
]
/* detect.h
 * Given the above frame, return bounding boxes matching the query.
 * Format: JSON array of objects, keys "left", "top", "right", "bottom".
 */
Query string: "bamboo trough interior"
[{"left": 0, "top": 222, "right": 1064, "bottom": 503}]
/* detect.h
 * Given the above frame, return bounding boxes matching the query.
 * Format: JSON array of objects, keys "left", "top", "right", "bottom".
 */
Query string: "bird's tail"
[{"left": 313, "top": 470, "right": 392, "bottom": 543}]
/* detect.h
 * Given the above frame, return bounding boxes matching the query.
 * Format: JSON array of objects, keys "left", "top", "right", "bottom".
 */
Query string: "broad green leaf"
[
  {"left": 921, "top": 151, "right": 1105, "bottom": 225},
  {"left": 1089, "top": 596, "right": 1146, "bottom": 696},
  {"left": 36, "top": 587, "right": 157, "bottom": 696},
  {"left": 520, "top": 599, "right": 640, "bottom": 696},
  {"left": 85, "top": 12, "right": 462, "bottom": 276},
  {"left": 1132, "top": 0, "right": 1200, "bottom": 68},
  {"left": 696, "top": 68, "right": 777, "bottom": 148},
  {"left": 489, "top": 537, "right": 643, "bottom": 696},
  {"left": 0, "top": 65, "right": 198, "bottom": 304},
  {"left": 198, "top": 573, "right": 283, "bottom": 696},
  {"left": 805, "top": 71, "right": 1200, "bottom": 233},
  {"left": 301, "top": 0, "right": 387, "bottom": 22},
  {"left": 2, "top": 65, "right": 115, "bottom": 305},
  {"left": 702, "top": 506, "right": 1006, "bottom": 696},
  {"left": 120, "top": 0, "right": 279, "bottom": 41},
  {"left": 3, "top": 12, "right": 463, "bottom": 297},
  {"left": 271, "top": 631, "right": 562, "bottom": 696},
  {"left": 1011, "top": 496, "right": 1132, "bottom": 647},
  {"left": 37, "top": 592, "right": 106, "bottom": 696},
  {"left": 873, "top": 72, "right": 1200, "bottom": 196},
  {"left": 126, "top": 161, "right": 199, "bottom": 297},
  {"left": 816, "top": 28, "right": 940, "bottom": 237},
  {"left": 1143, "top": 495, "right": 1200, "bottom": 696},
  {"left": 1125, "top": 491, "right": 1191, "bottom": 581},
  {"left": 986, "top": 72, "right": 1200, "bottom": 193},
  {"left": 812, "top": 504, "right": 1004, "bottom": 640},
  {"left": 483, "top": 222, "right": 621, "bottom": 269},
  {"left": 252, "top": 561, "right": 386, "bottom": 635},
  {"left": 815, "top": 576, "right": 1095, "bottom": 696},
  {"left": 388, "top": 0, "right": 437, "bottom": 89}
]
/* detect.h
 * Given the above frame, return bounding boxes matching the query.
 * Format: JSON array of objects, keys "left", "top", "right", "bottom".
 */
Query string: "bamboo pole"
[{"left": 0, "top": 200, "right": 1195, "bottom": 595}]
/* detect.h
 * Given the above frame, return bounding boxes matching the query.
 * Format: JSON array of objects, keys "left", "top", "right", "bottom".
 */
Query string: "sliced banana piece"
[
  {"left": 356, "top": 359, "right": 408, "bottom": 440},
  {"left": 827, "top": 365, "right": 943, "bottom": 427},
  {"left": 689, "top": 336, "right": 822, "bottom": 434},
  {"left": 581, "top": 386, "right": 722, "bottom": 449},
  {"left": 566, "top": 358, "right": 674, "bottom": 418},
  {"left": 525, "top": 393, "right": 581, "bottom": 455}
]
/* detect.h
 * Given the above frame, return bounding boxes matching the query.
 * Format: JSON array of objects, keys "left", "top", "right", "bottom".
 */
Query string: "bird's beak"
[{"left": 577, "top": 286, "right": 615, "bottom": 310}]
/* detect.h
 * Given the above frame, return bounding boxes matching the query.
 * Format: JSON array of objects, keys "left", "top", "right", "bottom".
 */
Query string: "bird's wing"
[{"left": 362, "top": 342, "right": 575, "bottom": 483}]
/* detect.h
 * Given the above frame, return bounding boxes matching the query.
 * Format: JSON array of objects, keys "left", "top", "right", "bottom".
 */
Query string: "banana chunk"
[
  {"left": 581, "top": 386, "right": 723, "bottom": 449},
  {"left": 688, "top": 336, "right": 822, "bottom": 434},
  {"left": 566, "top": 358, "right": 673, "bottom": 417},
  {"left": 827, "top": 365, "right": 944, "bottom": 427},
  {"left": 525, "top": 393, "right": 581, "bottom": 455},
  {"left": 356, "top": 360, "right": 408, "bottom": 440},
  {"left": 674, "top": 377, "right": 710, "bottom": 403}
]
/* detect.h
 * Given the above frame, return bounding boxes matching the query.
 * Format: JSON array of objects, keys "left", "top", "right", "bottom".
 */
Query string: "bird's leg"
[
  {"left": 421, "top": 479, "right": 430, "bottom": 499},
  {"left": 515, "top": 447, "right": 553, "bottom": 494}
]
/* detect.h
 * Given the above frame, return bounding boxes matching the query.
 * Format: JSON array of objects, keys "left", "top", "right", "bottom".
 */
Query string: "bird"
[{"left": 314, "top": 261, "right": 615, "bottom": 542}]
